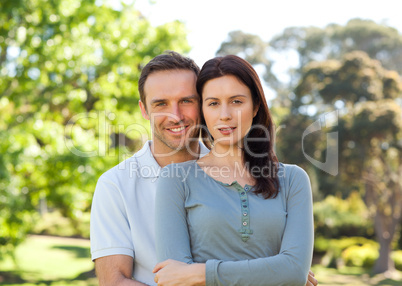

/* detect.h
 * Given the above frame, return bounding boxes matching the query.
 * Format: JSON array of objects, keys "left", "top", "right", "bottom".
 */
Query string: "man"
[{"left": 90, "top": 51, "right": 318, "bottom": 286}]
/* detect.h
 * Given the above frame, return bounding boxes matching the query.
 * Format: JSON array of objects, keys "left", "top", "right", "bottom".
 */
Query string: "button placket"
[{"left": 237, "top": 185, "right": 253, "bottom": 242}]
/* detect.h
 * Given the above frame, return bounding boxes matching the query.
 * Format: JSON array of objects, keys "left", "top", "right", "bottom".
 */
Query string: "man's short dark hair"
[{"left": 138, "top": 51, "right": 200, "bottom": 108}]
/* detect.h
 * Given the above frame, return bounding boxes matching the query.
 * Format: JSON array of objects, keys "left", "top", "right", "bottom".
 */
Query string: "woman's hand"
[
  {"left": 306, "top": 270, "right": 318, "bottom": 286},
  {"left": 153, "top": 259, "right": 205, "bottom": 286}
]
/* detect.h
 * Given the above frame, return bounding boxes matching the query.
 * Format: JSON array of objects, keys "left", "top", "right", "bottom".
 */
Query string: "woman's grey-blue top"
[{"left": 155, "top": 160, "right": 314, "bottom": 286}]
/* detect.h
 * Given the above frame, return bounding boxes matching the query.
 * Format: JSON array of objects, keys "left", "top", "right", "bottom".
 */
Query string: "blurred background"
[{"left": 0, "top": 0, "right": 401, "bottom": 285}]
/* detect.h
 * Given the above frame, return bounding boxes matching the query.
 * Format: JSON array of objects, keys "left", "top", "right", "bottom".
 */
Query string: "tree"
[
  {"left": 294, "top": 51, "right": 402, "bottom": 274},
  {"left": 218, "top": 19, "right": 402, "bottom": 108},
  {"left": 0, "top": 0, "right": 191, "bottom": 257}
]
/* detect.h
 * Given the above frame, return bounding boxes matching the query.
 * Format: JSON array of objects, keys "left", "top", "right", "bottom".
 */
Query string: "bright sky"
[{"left": 134, "top": 0, "right": 402, "bottom": 65}]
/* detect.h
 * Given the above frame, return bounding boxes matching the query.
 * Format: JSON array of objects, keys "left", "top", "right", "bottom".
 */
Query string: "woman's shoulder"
[
  {"left": 278, "top": 163, "right": 308, "bottom": 178},
  {"left": 277, "top": 163, "right": 311, "bottom": 191}
]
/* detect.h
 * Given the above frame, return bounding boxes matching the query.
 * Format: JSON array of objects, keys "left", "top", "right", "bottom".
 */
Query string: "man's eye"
[
  {"left": 182, "top": 99, "right": 192, "bottom": 103},
  {"left": 156, "top": 103, "right": 166, "bottom": 107}
]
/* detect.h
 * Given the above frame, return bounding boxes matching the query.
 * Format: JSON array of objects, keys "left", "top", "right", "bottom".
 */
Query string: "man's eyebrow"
[
  {"left": 150, "top": 94, "right": 198, "bottom": 105},
  {"left": 181, "top": 94, "right": 199, "bottom": 101},
  {"left": 150, "top": 99, "right": 167, "bottom": 105},
  {"left": 204, "top": 95, "right": 247, "bottom": 101}
]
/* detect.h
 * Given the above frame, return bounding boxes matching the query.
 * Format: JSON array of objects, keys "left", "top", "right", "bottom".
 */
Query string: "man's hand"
[
  {"left": 306, "top": 270, "right": 318, "bottom": 286},
  {"left": 152, "top": 259, "right": 205, "bottom": 286},
  {"left": 95, "top": 255, "right": 147, "bottom": 286}
]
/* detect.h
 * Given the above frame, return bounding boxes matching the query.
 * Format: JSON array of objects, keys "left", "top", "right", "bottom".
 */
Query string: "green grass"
[
  {"left": 0, "top": 235, "right": 401, "bottom": 286},
  {"left": 312, "top": 264, "right": 402, "bottom": 286},
  {"left": 0, "top": 235, "right": 97, "bottom": 286}
]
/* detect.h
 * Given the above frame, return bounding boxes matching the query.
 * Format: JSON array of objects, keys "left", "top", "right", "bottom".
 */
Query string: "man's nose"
[{"left": 169, "top": 103, "right": 184, "bottom": 122}]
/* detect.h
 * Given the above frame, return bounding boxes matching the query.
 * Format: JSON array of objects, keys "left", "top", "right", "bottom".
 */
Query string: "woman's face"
[{"left": 202, "top": 75, "right": 257, "bottom": 148}]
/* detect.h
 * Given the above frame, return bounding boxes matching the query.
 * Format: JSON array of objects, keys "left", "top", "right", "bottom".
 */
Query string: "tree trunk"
[
  {"left": 364, "top": 166, "right": 402, "bottom": 275},
  {"left": 373, "top": 211, "right": 396, "bottom": 274}
]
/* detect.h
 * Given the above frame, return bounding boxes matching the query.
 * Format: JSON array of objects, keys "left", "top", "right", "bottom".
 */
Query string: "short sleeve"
[{"left": 90, "top": 174, "right": 134, "bottom": 260}]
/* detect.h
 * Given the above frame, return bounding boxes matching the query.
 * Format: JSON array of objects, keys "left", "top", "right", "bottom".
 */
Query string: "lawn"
[
  {"left": 0, "top": 235, "right": 97, "bottom": 286},
  {"left": 0, "top": 235, "right": 401, "bottom": 286}
]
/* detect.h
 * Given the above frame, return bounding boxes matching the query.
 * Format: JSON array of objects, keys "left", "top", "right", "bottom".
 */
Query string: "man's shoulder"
[
  {"left": 99, "top": 155, "right": 138, "bottom": 180},
  {"left": 97, "top": 142, "right": 154, "bottom": 182}
]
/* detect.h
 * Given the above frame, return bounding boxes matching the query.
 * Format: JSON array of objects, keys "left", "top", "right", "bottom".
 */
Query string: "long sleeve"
[
  {"left": 205, "top": 165, "right": 314, "bottom": 286},
  {"left": 155, "top": 164, "right": 193, "bottom": 264}
]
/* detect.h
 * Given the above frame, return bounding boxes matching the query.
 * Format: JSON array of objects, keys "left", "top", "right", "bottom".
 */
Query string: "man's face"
[{"left": 139, "top": 70, "right": 200, "bottom": 155}]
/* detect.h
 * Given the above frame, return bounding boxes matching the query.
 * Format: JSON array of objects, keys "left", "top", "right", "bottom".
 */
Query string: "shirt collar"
[
  {"left": 134, "top": 141, "right": 160, "bottom": 178},
  {"left": 134, "top": 140, "right": 210, "bottom": 178}
]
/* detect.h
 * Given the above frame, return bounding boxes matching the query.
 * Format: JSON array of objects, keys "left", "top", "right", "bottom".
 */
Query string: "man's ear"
[{"left": 139, "top": 100, "right": 149, "bottom": 120}]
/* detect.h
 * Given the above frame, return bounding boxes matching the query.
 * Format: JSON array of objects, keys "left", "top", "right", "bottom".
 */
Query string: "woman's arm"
[
  {"left": 155, "top": 164, "right": 194, "bottom": 264},
  {"left": 155, "top": 164, "right": 314, "bottom": 286}
]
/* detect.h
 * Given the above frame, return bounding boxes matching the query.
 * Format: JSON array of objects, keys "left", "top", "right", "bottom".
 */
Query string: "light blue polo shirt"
[{"left": 90, "top": 141, "right": 209, "bottom": 285}]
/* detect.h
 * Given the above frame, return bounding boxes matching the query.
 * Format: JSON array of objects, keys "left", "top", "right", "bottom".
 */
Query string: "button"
[
  {"left": 243, "top": 205, "right": 247, "bottom": 208},
  {"left": 243, "top": 222, "right": 248, "bottom": 226},
  {"left": 245, "top": 186, "right": 249, "bottom": 191},
  {"left": 241, "top": 192, "right": 245, "bottom": 195},
  {"left": 242, "top": 199, "right": 246, "bottom": 202},
  {"left": 243, "top": 212, "right": 247, "bottom": 216}
]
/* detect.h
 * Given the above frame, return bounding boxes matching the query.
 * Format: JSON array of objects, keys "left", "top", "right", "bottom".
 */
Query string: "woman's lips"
[{"left": 218, "top": 127, "right": 236, "bottom": 135}]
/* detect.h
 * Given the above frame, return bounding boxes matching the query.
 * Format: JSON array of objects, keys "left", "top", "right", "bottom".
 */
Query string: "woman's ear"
[{"left": 253, "top": 105, "right": 259, "bottom": 118}]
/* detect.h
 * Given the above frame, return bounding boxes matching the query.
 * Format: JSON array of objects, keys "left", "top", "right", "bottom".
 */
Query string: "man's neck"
[{"left": 151, "top": 142, "right": 200, "bottom": 168}]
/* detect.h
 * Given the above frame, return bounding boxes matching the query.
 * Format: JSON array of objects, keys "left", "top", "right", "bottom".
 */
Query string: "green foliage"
[
  {"left": 0, "top": 0, "right": 191, "bottom": 257},
  {"left": 314, "top": 192, "right": 374, "bottom": 239},
  {"left": 316, "top": 236, "right": 378, "bottom": 268},
  {"left": 270, "top": 18, "right": 402, "bottom": 75},
  {"left": 342, "top": 243, "right": 379, "bottom": 268},
  {"left": 32, "top": 211, "right": 90, "bottom": 238},
  {"left": 392, "top": 251, "right": 402, "bottom": 271}
]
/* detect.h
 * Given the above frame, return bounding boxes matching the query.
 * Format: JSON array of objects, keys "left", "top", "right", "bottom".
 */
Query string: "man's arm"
[
  {"left": 95, "top": 255, "right": 147, "bottom": 286},
  {"left": 91, "top": 175, "right": 141, "bottom": 285}
]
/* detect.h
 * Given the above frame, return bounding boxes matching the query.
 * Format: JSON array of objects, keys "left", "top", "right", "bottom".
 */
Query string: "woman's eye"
[
  {"left": 233, "top": 100, "right": 242, "bottom": 104},
  {"left": 208, "top": 102, "right": 218, "bottom": 106}
]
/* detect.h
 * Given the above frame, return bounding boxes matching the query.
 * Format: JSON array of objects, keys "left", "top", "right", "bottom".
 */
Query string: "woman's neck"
[
  {"left": 198, "top": 144, "right": 255, "bottom": 187},
  {"left": 210, "top": 144, "right": 243, "bottom": 167}
]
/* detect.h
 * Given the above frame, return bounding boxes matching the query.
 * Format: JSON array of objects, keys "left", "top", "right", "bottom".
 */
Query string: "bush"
[
  {"left": 314, "top": 192, "right": 374, "bottom": 239},
  {"left": 342, "top": 243, "right": 378, "bottom": 268},
  {"left": 31, "top": 211, "right": 90, "bottom": 238},
  {"left": 392, "top": 250, "right": 402, "bottom": 271},
  {"left": 316, "top": 236, "right": 378, "bottom": 268}
]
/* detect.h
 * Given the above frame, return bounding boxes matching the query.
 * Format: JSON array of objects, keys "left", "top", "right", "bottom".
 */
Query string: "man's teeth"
[{"left": 170, "top": 126, "right": 185, "bottom": 132}]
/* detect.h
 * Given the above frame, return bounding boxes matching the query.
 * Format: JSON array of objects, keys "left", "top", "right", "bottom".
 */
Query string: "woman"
[{"left": 154, "top": 55, "right": 314, "bottom": 286}]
